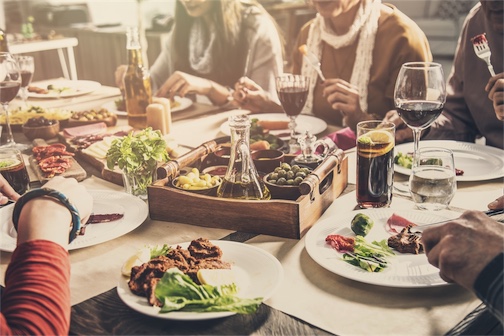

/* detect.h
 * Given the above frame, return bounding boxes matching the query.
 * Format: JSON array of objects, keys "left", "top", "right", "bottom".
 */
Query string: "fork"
[
  {"left": 299, "top": 44, "right": 326, "bottom": 82},
  {"left": 471, "top": 33, "right": 496, "bottom": 76}
]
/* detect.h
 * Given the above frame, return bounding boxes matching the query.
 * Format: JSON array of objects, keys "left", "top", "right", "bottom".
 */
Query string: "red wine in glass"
[
  {"left": 20, "top": 70, "right": 33, "bottom": 87},
  {"left": 278, "top": 87, "right": 308, "bottom": 116},
  {"left": 396, "top": 100, "right": 443, "bottom": 129},
  {"left": 0, "top": 81, "right": 21, "bottom": 103}
]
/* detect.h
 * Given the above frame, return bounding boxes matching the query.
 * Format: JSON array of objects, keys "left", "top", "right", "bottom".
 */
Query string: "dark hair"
[{"left": 171, "top": 0, "right": 279, "bottom": 87}]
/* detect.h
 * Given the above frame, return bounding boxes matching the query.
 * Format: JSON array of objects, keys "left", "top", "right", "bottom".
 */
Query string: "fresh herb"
[
  {"left": 150, "top": 244, "right": 171, "bottom": 259},
  {"left": 342, "top": 236, "right": 394, "bottom": 272},
  {"left": 155, "top": 268, "right": 262, "bottom": 314},
  {"left": 106, "top": 127, "right": 169, "bottom": 196}
]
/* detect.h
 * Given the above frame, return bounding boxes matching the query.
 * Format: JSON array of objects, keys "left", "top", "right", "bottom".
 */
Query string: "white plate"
[
  {"left": 0, "top": 190, "right": 148, "bottom": 252},
  {"left": 394, "top": 140, "right": 504, "bottom": 181},
  {"left": 102, "top": 96, "right": 193, "bottom": 117},
  {"left": 27, "top": 80, "right": 102, "bottom": 98},
  {"left": 305, "top": 209, "right": 454, "bottom": 288},
  {"left": 117, "top": 240, "right": 283, "bottom": 320},
  {"left": 219, "top": 113, "right": 327, "bottom": 136}
]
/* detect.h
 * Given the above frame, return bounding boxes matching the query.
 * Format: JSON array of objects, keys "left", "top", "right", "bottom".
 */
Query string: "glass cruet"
[
  {"left": 293, "top": 131, "right": 330, "bottom": 169},
  {"left": 217, "top": 115, "right": 271, "bottom": 200}
]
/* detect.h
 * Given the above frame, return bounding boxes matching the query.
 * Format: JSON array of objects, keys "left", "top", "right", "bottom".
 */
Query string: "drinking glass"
[
  {"left": 394, "top": 62, "right": 446, "bottom": 165},
  {"left": 0, "top": 147, "right": 29, "bottom": 195},
  {"left": 14, "top": 55, "right": 34, "bottom": 107},
  {"left": 356, "top": 120, "right": 395, "bottom": 208},
  {"left": 409, "top": 147, "right": 456, "bottom": 211},
  {"left": 275, "top": 74, "right": 309, "bottom": 153},
  {"left": 0, "top": 52, "right": 25, "bottom": 149}
]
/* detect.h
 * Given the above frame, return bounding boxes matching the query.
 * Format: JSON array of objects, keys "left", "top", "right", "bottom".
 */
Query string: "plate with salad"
[
  {"left": 305, "top": 209, "right": 454, "bottom": 288},
  {"left": 117, "top": 240, "right": 283, "bottom": 320},
  {"left": 394, "top": 140, "right": 504, "bottom": 182}
]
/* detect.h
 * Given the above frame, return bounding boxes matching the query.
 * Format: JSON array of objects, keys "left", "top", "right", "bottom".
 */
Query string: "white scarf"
[
  {"left": 301, "top": 0, "right": 381, "bottom": 115},
  {"left": 189, "top": 19, "right": 216, "bottom": 74}
]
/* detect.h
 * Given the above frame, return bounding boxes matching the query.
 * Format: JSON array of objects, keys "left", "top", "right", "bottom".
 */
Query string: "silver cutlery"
[
  {"left": 471, "top": 33, "right": 496, "bottom": 76},
  {"left": 299, "top": 44, "right": 326, "bottom": 82},
  {"left": 414, "top": 208, "right": 504, "bottom": 233}
]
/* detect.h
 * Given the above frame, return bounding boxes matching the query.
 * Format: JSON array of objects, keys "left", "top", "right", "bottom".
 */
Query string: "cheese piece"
[{"left": 152, "top": 97, "right": 172, "bottom": 134}]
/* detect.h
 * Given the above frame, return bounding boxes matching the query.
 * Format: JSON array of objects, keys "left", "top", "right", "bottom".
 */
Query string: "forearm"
[
  {"left": 2, "top": 240, "right": 71, "bottom": 335},
  {"left": 473, "top": 252, "right": 504, "bottom": 324}
]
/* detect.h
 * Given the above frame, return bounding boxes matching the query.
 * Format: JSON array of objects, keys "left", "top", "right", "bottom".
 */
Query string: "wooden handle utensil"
[{"left": 299, "top": 148, "right": 345, "bottom": 195}]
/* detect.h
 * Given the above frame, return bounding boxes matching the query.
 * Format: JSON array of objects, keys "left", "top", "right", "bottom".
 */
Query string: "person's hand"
[
  {"left": 421, "top": 210, "right": 504, "bottom": 290},
  {"left": 232, "top": 77, "right": 283, "bottom": 113},
  {"left": 16, "top": 177, "right": 93, "bottom": 248},
  {"left": 155, "top": 71, "right": 212, "bottom": 99},
  {"left": 322, "top": 79, "right": 364, "bottom": 129},
  {"left": 485, "top": 72, "right": 504, "bottom": 120},
  {"left": 382, "top": 110, "right": 413, "bottom": 143},
  {"left": 0, "top": 175, "right": 20, "bottom": 205},
  {"left": 488, "top": 195, "right": 504, "bottom": 210},
  {"left": 114, "top": 65, "right": 127, "bottom": 90}
]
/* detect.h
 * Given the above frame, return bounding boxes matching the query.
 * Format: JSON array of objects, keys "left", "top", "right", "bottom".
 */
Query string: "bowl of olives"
[
  {"left": 263, "top": 163, "right": 312, "bottom": 200},
  {"left": 22, "top": 116, "right": 60, "bottom": 140},
  {"left": 172, "top": 168, "right": 222, "bottom": 196}
]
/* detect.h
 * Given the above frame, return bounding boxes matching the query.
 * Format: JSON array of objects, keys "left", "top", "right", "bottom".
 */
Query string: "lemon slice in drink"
[
  {"left": 121, "top": 247, "right": 151, "bottom": 277},
  {"left": 197, "top": 268, "right": 236, "bottom": 287},
  {"left": 358, "top": 130, "right": 394, "bottom": 158}
]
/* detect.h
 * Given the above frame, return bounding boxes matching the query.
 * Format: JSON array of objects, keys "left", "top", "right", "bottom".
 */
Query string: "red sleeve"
[{"left": 0, "top": 240, "right": 70, "bottom": 336}]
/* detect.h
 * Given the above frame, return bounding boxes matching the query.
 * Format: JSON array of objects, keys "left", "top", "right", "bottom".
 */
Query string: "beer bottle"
[
  {"left": 0, "top": 28, "right": 10, "bottom": 52},
  {"left": 123, "top": 26, "right": 152, "bottom": 129}
]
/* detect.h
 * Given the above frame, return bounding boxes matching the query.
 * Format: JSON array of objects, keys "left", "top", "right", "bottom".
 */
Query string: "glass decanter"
[
  {"left": 293, "top": 131, "right": 331, "bottom": 169},
  {"left": 217, "top": 115, "right": 270, "bottom": 200}
]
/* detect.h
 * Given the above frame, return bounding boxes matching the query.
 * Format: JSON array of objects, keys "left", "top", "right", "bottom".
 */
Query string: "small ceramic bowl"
[
  {"left": 172, "top": 176, "right": 222, "bottom": 196},
  {"left": 251, "top": 149, "right": 285, "bottom": 175},
  {"left": 22, "top": 119, "right": 60, "bottom": 140}
]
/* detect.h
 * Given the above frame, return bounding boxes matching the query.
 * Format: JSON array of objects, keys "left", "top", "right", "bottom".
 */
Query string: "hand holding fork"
[{"left": 472, "top": 33, "right": 496, "bottom": 76}]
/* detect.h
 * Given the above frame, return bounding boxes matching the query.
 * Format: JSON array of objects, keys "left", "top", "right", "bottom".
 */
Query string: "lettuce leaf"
[{"left": 154, "top": 269, "right": 262, "bottom": 314}]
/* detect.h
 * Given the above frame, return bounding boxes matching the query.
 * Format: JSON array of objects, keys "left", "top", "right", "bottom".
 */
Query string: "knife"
[{"left": 414, "top": 208, "right": 504, "bottom": 233}]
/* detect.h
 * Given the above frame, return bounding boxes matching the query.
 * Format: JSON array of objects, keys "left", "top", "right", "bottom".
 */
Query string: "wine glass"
[
  {"left": 394, "top": 62, "right": 446, "bottom": 166},
  {"left": 0, "top": 52, "right": 25, "bottom": 149},
  {"left": 14, "top": 55, "right": 34, "bottom": 107},
  {"left": 276, "top": 74, "right": 310, "bottom": 153}
]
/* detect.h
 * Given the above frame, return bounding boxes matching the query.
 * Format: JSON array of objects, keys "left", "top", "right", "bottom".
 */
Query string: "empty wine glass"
[
  {"left": 276, "top": 74, "right": 309, "bottom": 153},
  {"left": 0, "top": 52, "right": 25, "bottom": 149},
  {"left": 14, "top": 55, "right": 34, "bottom": 107},
  {"left": 394, "top": 62, "right": 446, "bottom": 166}
]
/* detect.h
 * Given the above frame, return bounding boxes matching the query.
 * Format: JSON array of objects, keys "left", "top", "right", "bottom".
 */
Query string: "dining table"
[{"left": 0, "top": 80, "right": 503, "bottom": 335}]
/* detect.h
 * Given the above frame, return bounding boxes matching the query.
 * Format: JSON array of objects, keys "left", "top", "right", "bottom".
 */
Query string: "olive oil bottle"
[
  {"left": 217, "top": 115, "right": 270, "bottom": 200},
  {"left": 123, "top": 26, "right": 152, "bottom": 129}
]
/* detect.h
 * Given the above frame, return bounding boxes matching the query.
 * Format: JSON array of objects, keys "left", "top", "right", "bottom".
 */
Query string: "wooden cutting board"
[{"left": 30, "top": 138, "right": 87, "bottom": 182}]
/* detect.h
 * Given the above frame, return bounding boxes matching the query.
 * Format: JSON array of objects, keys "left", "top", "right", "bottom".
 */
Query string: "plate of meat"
[
  {"left": 0, "top": 190, "right": 149, "bottom": 252},
  {"left": 305, "top": 209, "right": 455, "bottom": 288},
  {"left": 394, "top": 140, "right": 504, "bottom": 181},
  {"left": 117, "top": 239, "right": 283, "bottom": 320}
]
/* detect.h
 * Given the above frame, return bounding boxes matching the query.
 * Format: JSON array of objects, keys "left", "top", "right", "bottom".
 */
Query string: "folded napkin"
[{"left": 324, "top": 127, "right": 356, "bottom": 151}]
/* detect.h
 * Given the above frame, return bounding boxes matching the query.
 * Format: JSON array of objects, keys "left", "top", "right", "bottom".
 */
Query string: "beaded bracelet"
[{"left": 12, "top": 188, "right": 81, "bottom": 243}]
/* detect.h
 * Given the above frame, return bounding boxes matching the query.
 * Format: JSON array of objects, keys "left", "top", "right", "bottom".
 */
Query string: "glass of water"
[{"left": 409, "top": 147, "right": 456, "bottom": 210}]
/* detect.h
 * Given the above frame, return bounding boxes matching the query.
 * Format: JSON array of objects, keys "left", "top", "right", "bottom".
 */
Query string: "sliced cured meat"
[
  {"left": 325, "top": 234, "right": 355, "bottom": 252},
  {"left": 386, "top": 213, "right": 417, "bottom": 234}
]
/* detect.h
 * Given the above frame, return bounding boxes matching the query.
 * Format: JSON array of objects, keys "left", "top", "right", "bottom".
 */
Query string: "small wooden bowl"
[
  {"left": 263, "top": 173, "right": 302, "bottom": 201},
  {"left": 22, "top": 120, "right": 60, "bottom": 140}
]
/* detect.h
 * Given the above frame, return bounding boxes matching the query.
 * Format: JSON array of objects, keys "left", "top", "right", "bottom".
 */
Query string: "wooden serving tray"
[{"left": 148, "top": 153, "right": 348, "bottom": 239}]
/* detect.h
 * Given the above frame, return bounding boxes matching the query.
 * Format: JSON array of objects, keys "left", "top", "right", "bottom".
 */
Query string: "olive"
[
  {"left": 296, "top": 171, "right": 307, "bottom": 179},
  {"left": 277, "top": 169, "right": 287, "bottom": 178},
  {"left": 280, "top": 162, "right": 291, "bottom": 171},
  {"left": 286, "top": 170, "right": 295, "bottom": 180},
  {"left": 269, "top": 172, "right": 279, "bottom": 181},
  {"left": 276, "top": 177, "right": 287, "bottom": 185},
  {"left": 294, "top": 176, "right": 303, "bottom": 185}
]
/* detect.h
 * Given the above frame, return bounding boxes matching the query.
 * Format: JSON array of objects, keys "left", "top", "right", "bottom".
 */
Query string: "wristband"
[{"left": 12, "top": 188, "right": 81, "bottom": 243}]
